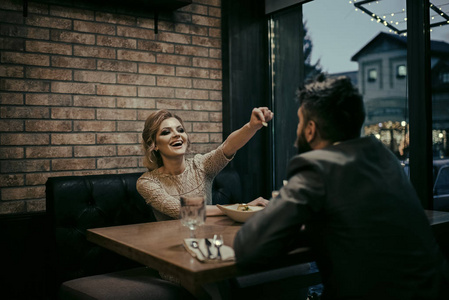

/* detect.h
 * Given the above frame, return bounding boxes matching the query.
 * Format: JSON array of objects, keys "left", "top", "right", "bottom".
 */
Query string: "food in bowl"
[{"left": 216, "top": 204, "right": 264, "bottom": 222}]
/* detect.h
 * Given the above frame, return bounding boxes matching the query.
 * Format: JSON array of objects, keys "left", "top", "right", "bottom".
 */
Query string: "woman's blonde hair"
[{"left": 141, "top": 110, "right": 189, "bottom": 170}]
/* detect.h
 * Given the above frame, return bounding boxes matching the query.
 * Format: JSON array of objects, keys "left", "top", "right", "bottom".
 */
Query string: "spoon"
[
  {"left": 190, "top": 240, "right": 206, "bottom": 259},
  {"left": 213, "top": 234, "right": 223, "bottom": 260}
]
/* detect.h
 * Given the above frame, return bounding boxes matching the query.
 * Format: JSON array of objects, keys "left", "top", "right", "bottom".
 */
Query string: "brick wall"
[{"left": 0, "top": 0, "right": 222, "bottom": 214}]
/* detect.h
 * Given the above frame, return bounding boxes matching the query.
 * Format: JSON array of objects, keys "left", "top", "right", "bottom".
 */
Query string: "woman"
[{"left": 137, "top": 107, "right": 272, "bottom": 221}]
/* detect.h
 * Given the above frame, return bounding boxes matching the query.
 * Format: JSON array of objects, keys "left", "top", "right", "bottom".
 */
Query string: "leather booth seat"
[{"left": 46, "top": 168, "right": 242, "bottom": 299}]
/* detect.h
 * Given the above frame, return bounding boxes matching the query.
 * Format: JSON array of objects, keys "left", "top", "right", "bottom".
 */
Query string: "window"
[
  {"left": 441, "top": 71, "right": 449, "bottom": 83},
  {"left": 368, "top": 69, "right": 377, "bottom": 82},
  {"left": 396, "top": 65, "right": 407, "bottom": 78}
]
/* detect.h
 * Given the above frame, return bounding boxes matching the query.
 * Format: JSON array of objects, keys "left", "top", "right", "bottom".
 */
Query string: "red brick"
[
  {"left": 26, "top": 94, "right": 71, "bottom": 106},
  {"left": 116, "top": 120, "right": 144, "bottom": 131},
  {"left": 209, "top": 48, "right": 221, "bottom": 58},
  {"left": 25, "top": 120, "right": 71, "bottom": 132},
  {"left": 51, "top": 82, "right": 96, "bottom": 94},
  {"left": 51, "top": 57, "right": 96, "bottom": 69},
  {"left": 157, "top": 32, "right": 191, "bottom": 44},
  {"left": 180, "top": 3, "right": 208, "bottom": 15},
  {"left": 175, "top": 45, "right": 208, "bottom": 57},
  {"left": 175, "top": 24, "right": 208, "bottom": 36},
  {"left": 193, "top": 122, "right": 222, "bottom": 132},
  {"left": 0, "top": 174, "right": 24, "bottom": 187},
  {"left": 0, "top": 37, "right": 24, "bottom": 51},
  {"left": 117, "top": 50, "right": 156, "bottom": 62},
  {"left": 0, "top": 0, "right": 21, "bottom": 10},
  {"left": 117, "top": 74, "right": 155, "bottom": 85},
  {"left": 51, "top": 133, "right": 95, "bottom": 145},
  {"left": 50, "top": 5, "right": 94, "bottom": 20},
  {"left": 1, "top": 79, "right": 50, "bottom": 92},
  {"left": 26, "top": 40, "right": 72, "bottom": 55},
  {"left": 197, "top": 0, "right": 220, "bottom": 7},
  {"left": 74, "top": 45, "right": 116, "bottom": 59},
  {"left": 97, "top": 109, "right": 137, "bottom": 120},
  {"left": 0, "top": 201, "right": 26, "bottom": 215},
  {"left": 27, "top": 2, "right": 48, "bottom": 14},
  {"left": 73, "top": 121, "right": 116, "bottom": 132},
  {"left": 74, "top": 145, "right": 116, "bottom": 157},
  {"left": 138, "top": 86, "right": 174, "bottom": 98},
  {"left": 173, "top": 12, "right": 192, "bottom": 24},
  {"left": 157, "top": 76, "right": 192, "bottom": 88},
  {"left": 26, "top": 67, "right": 72, "bottom": 81},
  {"left": 139, "top": 63, "right": 174, "bottom": 75},
  {"left": 0, "top": 24, "right": 27, "bottom": 38},
  {"left": 189, "top": 143, "right": 218, "bottom": 154},
  {"left": 97, "top": 59, "right": 137, "bottom": 72},
  {"left": 0, "top": 119, "right": 23, "bottom": 131},
  {"left": 73, "top": 169, "right": 117, "bottom": 176},
  {"left": 97, "top": 133, "right": 138, "bottom": 144},
  {"left": 0, "top": 65, "right": 23, "bottom": 77},
  {"left": 52, "top": 158, "right": 96, "bottom": 171},
  {"left": 176, "top": 67, "right": 209, "bottom": 78},
  {"left": 210, "top": 69, "right": 222, "bottom": 79},
  {"left": 138, "top": 40, "right": 174, "bottom": 53},
  {"left": 209, "top": 91, "right": 222, "bottom": 101},
  {"left": 193, "top": 78, "right": 221, "bottom": 90},
  {"left": 156, "top": 99, "right": 191, "bottom": 110},
  {"left": 74, "top": 20, "right": 116, "bottom": 35},
  {"left": 210, "top": 133, "right": 223, "bottom": 143},
  {"left": 97, "top": 36, "right": 137, "bottom": 49},
  {"left": 51, "top": 30, "right": 95, "bottom": 45},
  {"left": 1, "top": 160, "right": 50, "bottom": 173},
  {"left": 192, "top": 100, "right": 222, "bottom": 111},
  {"left": 1, "top": 52, "right": 50, "bottom": 66},
  {"left": 117, "top": 26, "right": 155, "bottom": 40},
  {"left": 136, "top": 18, "right": 155, "bottom": 29},
  {"left": 51, "top": 107, "right": 95, "bottom": 119},
  {"left": 97, "top": 157, "right": 138, "bottom": 169},
  {"left": 209, "top": 7, "right": 221, "bottom": 18},
  {"left": 192, "top": 57, "right": 221, "bottom": 69},
  {"left": 0, "top": 93, "right": 23, "bottom": 105},
  {"left": 2, "top": 186, "right": 46, "bottom": 201},
  {"left": 96, "top": 12, "right": 136, "bottom": 25},
  {"left": 74, "top": 71, "right": 116, "bottom": 83},
  {"left": 25, "top": 171, "right": 73, "bottom": 186},
  {"left": 210, "top": 112, "right": 222, "bottom": 122},
  {"left": 26, "top": 27, "right": 50, "bottom": 40},
  {"left": 25, "top": 15, "right": 72, "bottom": 29},
  {"left": 27, "top": 199, "right": 46, "bottom": 212},
  {"left": 117, "top": 145, "right": 142, "bottom": 156},
  {"left": 97, "top": 84, "right": 137, "bottom": 96},
  {"left": 26, "top": 146, "right": 72, "bottom": 158},
  {"left": 1, "top": 106, "right": 49, "bottom": 119},
  {"left": 156, "top": 54, "right": 191, "bottom": 66},
  {"left": 1, "top": 133, "right": 49, "bottom": 146},
  {"left": 175, "top": 88, "right": 209, "bottom": 100},
  {"left": 116, "top": 97, "right": 156, "bottom": 109},
  {"left": 0, "top": 147, "right": 24, "bottom": 159},
  {"left": 192, "top": 36, "right": 221, "bottom": 48},
  {"left": 73, "top": 96, "right": 116, "bottom": 108},
  {"left": 192, "top": 15, "right": 220, "bottom": 27},
  {"left": 209, "top": 28, "right": 221, "bottom": 38},
  {"left": 189, "top": 133, "right": 210, "bottom": 143},
  {"left": 175, "top": 111, "right": 209, "bottom": 122}
]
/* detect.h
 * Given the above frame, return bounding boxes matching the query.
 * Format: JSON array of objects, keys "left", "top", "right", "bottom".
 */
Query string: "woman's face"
[{"left": 155, "top": 117, "right": 188, "bottom": 159}]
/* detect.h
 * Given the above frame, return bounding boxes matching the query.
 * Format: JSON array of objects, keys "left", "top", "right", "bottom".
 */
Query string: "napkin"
[{"left": 183, "top": 238, "right": 235, "bottom": 263}]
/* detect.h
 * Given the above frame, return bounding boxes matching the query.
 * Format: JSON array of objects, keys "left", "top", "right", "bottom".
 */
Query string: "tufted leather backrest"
[{"left": 46, "top": 172, "right": 156, "bottom": 298}]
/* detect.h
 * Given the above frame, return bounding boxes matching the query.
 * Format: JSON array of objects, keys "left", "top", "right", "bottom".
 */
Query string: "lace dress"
[{"left": 137, "top": 143, "right": 233, "bottom": 221}]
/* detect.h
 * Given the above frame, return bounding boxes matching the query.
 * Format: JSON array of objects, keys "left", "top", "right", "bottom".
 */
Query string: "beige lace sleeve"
[
  {"left": 194, "top": 143, "right": 234, "bottom": 178},
  {"left": 136, "top": 174, "right": 181, "bottom": 220}
]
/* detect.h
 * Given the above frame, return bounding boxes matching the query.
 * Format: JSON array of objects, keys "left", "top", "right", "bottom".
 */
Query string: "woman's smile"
[{"left": 156, "top": 117, "right": 188, "bottom": 157}]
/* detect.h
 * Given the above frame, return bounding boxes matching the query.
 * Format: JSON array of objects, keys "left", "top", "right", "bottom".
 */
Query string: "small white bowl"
[{"left": 216, "top": 204, "right": 265, "bottom": 223}]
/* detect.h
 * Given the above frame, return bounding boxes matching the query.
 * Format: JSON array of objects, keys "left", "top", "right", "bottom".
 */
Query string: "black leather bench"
[{"left": 45, "top": 168, "right": 242, "bottom": 299}]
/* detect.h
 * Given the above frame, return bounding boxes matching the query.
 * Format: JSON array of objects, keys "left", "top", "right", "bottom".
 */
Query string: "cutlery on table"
[
  {"left": 213, "top": 234, "right": 223, "bottom": 260},
  {"left": 190, "top": 240, "right": 207, "bottom": 259},
  {"left": 204, "top": 238, "right": 213, "bottom": 259}
]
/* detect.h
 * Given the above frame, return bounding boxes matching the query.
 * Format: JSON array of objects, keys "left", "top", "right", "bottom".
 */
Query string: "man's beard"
[{"left": 295, "top": 129, "right": 312, "bottom": 155}]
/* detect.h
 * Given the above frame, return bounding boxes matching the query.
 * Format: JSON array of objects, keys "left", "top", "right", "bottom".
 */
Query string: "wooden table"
[{"left": 87, "top": 216, "right": 313, "bottom": 298}]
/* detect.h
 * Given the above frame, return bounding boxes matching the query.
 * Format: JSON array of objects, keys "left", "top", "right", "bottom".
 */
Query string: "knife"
[{"left": 204, "top": 238, "right": 213, "bottom": 259}]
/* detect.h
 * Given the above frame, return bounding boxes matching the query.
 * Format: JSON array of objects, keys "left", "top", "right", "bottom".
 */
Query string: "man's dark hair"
[{"left": 297, "top": 74, "right": 365, "bottom": 143}]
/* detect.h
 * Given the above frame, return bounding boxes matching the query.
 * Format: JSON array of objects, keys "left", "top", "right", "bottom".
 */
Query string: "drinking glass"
[{"left": 180, "top": 196, "right": 206, "bottom": 238}]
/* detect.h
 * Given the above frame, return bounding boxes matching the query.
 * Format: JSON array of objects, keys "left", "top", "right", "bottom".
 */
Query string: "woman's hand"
[
  {"left": 247, "top": 197, "right": 269, "bottom": 207},
  {"left": 249, "top": 107, "right": 274, "bottom": 129}
]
